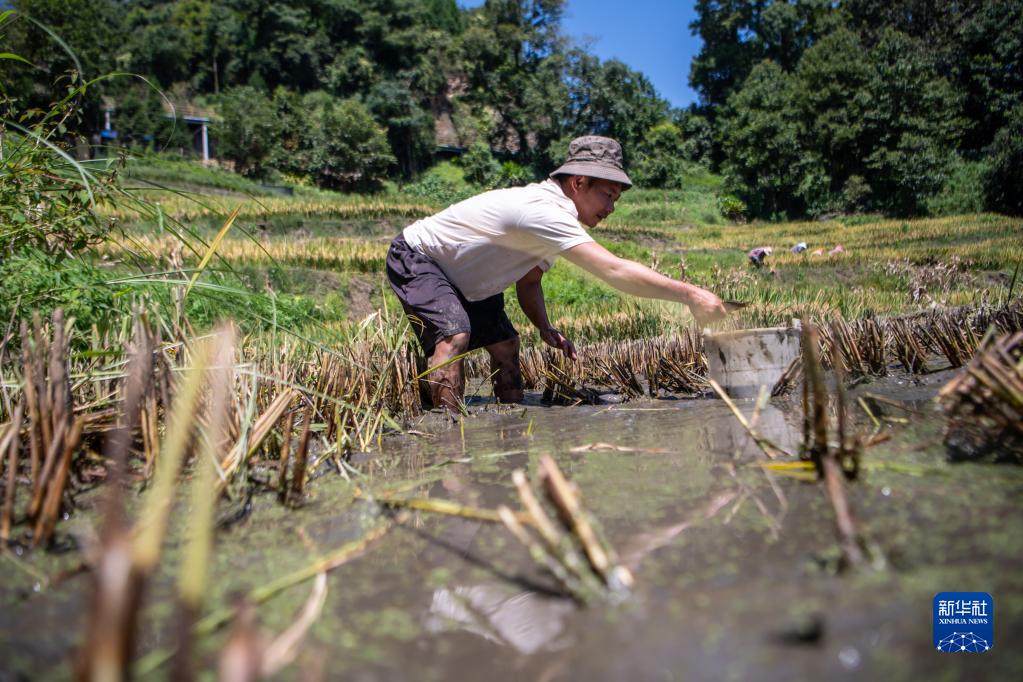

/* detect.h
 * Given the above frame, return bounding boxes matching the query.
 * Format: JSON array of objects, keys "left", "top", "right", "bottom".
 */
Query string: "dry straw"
[{"left": 938, "top": 330, "right": 1023, "bottom": 460}]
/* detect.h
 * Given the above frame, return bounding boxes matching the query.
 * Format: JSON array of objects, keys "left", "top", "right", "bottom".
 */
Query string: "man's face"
[{"left": 570, "top": 177, "right": 624, "bottom": 228}]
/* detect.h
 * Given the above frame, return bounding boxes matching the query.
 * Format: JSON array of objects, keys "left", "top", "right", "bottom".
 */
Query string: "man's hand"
[
  {"left": 539, "top": 326, "right": 577, "bottom": 361},
  {"left": 686, "top": 288, "right": 729, "bottom": 327}
]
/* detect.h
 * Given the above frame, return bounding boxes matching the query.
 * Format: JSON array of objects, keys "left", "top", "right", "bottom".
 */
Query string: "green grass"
[
  {"left": 125, "top": 154, "right": 277, "bottom": 195},
  {"left": 606, "top": 183, "right": 725, "bottom": 228}
]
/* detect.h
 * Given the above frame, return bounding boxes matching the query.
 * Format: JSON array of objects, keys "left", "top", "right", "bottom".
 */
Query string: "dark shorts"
[{"left": 386, "top": 234, "right": 518, "bottom": 357}]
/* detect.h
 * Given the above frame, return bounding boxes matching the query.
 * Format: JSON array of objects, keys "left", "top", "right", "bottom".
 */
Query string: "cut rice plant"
[
  {"left": 70, "top": 325, "right": 386, "bottom": 679},
  {"left": 798, "top": 323, "right": 886, "bottom": 572},
  {"left": 938, "top": 331, "right": 1023, "bottom": 462},
  {"left": 477, "top": 301, "right": 1023, "bottom": 402}
]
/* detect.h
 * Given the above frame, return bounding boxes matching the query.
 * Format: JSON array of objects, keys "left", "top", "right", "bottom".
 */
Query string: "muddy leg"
[
  {"left": 429, "top": 332, "right": 469, "bottom": 411},
  {"left": 486, "top": 336, "right": 523, "bottom": 404}
]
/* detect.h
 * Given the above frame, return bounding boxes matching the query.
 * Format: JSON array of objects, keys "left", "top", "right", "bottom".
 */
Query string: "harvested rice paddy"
[{"left": 2, "top": 168, "right": 1021, "bottom": 680}]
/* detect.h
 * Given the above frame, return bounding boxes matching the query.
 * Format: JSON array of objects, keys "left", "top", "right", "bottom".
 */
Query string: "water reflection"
[
  {"left": 423, "top": 486, "right": 742, "bottom": 656},
  {"left": 419, "top": 462, "right": 576, "bottom": 657},
  {"left": 426, "top": 584, "right": 574, "bottom": 655},
  {"left": 703, "top": 403, "right": 801, "bottom": 459}
]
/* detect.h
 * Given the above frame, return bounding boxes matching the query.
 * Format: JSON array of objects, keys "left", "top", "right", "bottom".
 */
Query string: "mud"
[{"left": 1, "top": 372, "right": 1022, "bottom": 681}]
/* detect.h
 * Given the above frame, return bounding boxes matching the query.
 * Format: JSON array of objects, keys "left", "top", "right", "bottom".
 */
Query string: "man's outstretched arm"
[
  {"left": 516, "top": 266, "right": 577, "bottom": 360},
  {"left": 563, "top": 241, "right": 727, "bottom": 326}
]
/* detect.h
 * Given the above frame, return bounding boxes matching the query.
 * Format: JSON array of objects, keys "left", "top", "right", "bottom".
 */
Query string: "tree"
[
  {"left": 719, "top": 25, "right": 966, "bottom": 218},
  {"left": 561, "top": 54, "right": 669, "bottom": 159},
  {"left": 630, "top": 121, "right": 694, "bottom": 189},
  {"left": 983, "top": 104, "right": 1023, "bottom": 216},
  {"left": 2, "top": 0, "right": 689, "bottom": 197},
  {"left": 114, "top": 84, "right": 194, "bottom": 152},
  {"left": 954, "top": 1, "right": 1023, "bottom": 153},
  {"left": 859, "top": 29, "right": 964, "bottom": 215},
  {"left": 422, "top": 0, "right": 464, "bottom": 34},
  {"left": 213, "top": 0, "right": 327, "bottom": 93},
  {"left": 675, "top": 109, "right": 715, "bottom": 166},
  {"left": 458, "top": 0, "right": 568, "bottom": 162},
  {"left": 323, "top": 44, "right": 377, "bottom": 97},
  {"left": 458, "top": 140, "right": 501, "bottom": 187},
  {"left": 3, "top": 0, "right": 127, "bottom": 131},
  {"left": 317, "top": 0, "right": 433, "bottom": 95},
  {"left": 718, "top": 60, "right": 808, "bottom": 218},
  {"left": 843, "top": 0, "right": 1023, "bottom": 154},
  {"left": 126, "top": 0, "right": 209, "bottom": 88},
  {"left": 215, "top": 86, "right": 281, "bottom": 178},
  {"left": 688, "top": 0, "right": 763, "bottom": 111},
  {"left": 688, "top": 0, "right": 838, "bottom": 111},
  {"left": 790, "top": 27, "right": 872, "bottom": 212},
  {"left": 365, "top": 78, "right": 436, "bottom": 178},
  {"left": 7, "top": 0, "right": 124, "bottom": 81},
  {"left": 267, "top": 86, "right": 309, "bottom": 177},
  {"left": 302, "top": 94, "right": 395, "bottom": 192}
]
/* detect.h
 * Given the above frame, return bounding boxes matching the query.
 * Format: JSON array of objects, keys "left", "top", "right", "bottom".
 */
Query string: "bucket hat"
[{"left": 550, "top": 135, "right": 632, "bottom": 188}]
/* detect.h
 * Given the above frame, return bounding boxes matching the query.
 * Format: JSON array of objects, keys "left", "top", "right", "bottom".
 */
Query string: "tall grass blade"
[
  {"left": 1009, "top": 255, "right": 1021, "bottom": 301},
  {"left": 174, "top": 327, "right": 234, "bottom": 678},
  {"left": 133, "top": 338, "right": 213, "bottom": 570},
  {"left": 21, "top": 14, "right": 82, "bottom": 76},
  {"left": 0, "top": 52, "right": 31, "bottom": 64},
  {"left": 185, "top": 206, "right": 241, "bottom": 299},
  {"left": 134, "top": 523, "right": 393, "bottom": 677}
]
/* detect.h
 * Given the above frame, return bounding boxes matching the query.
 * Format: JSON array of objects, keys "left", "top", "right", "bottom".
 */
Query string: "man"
[{"left": 386, "top": 135, "right": 727, "bottom": 410}]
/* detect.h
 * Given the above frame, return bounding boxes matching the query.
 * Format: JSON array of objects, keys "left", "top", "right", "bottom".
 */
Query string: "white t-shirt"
[{"left": 401, "top": 179, "right": 594, "bottom": 301}]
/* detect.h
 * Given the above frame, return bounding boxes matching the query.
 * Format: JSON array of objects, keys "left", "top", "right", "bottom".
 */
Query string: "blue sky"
[{"left": 456, "top": 1, "right": 702, "bottom": 108}]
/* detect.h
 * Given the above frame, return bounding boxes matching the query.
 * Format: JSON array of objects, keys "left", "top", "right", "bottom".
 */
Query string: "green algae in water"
[{"left": 3, "top": 387, "right": 1023, "bottom": 681}]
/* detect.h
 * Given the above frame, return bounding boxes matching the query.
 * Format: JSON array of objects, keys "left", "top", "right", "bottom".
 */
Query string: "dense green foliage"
[
  {"left": 719, "top": 27, "right": 965, "bottom": 217},
  {"left": 0, "top": 63, "right": 117, "bottom": 256},
  {"left": 1, "top": 1, "right": 1020, "bottom": 217},
  {"left": 214, "top": 86, "right": 395, "bottom": 189},
  {"left": 0, "top": 0, "right": 682, "bottom": 187},
  {"left": 982, "top": 104, "right": 1023, "bottom": 216},
  {"left": 691, "top": 0, "right": 1023, "bottom": 218}
]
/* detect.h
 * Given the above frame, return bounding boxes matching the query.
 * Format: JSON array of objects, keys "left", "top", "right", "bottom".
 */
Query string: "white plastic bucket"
[{"left": 704, "top": 326, "right": 801, "bottom": 399}]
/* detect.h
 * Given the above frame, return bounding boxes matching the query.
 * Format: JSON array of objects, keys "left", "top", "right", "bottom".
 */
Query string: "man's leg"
[
  {"left": 485, "top": 336, "right": 523, "bottom": 403},
  {"left": 386, "top": 234, "right": 475, "bottom": 411},
  {"left": 428, "top": 332, "right": 470, "bottom": 411}
]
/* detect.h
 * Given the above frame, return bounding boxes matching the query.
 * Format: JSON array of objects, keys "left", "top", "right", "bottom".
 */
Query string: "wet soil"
[{"left": 1, "top": 372, "right": 1022, "bottom": 681}]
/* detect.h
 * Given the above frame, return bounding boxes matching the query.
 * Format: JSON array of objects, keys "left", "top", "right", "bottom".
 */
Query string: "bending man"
[{"left": 386, "top": 136, "right": 727, "bottom": 410}]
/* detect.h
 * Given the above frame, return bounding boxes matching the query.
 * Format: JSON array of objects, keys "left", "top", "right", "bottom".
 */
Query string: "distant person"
[
  {"left": 386, "top": 135, "right": 727, "bottom": 410},
  {"left": 748, "top": 246, "right": 773, "bottom": 267}
]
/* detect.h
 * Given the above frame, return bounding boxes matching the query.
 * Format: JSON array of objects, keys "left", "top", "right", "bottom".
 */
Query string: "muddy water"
[{"left": 2, "top": 374, "right": 1023, "bottom": 681}]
